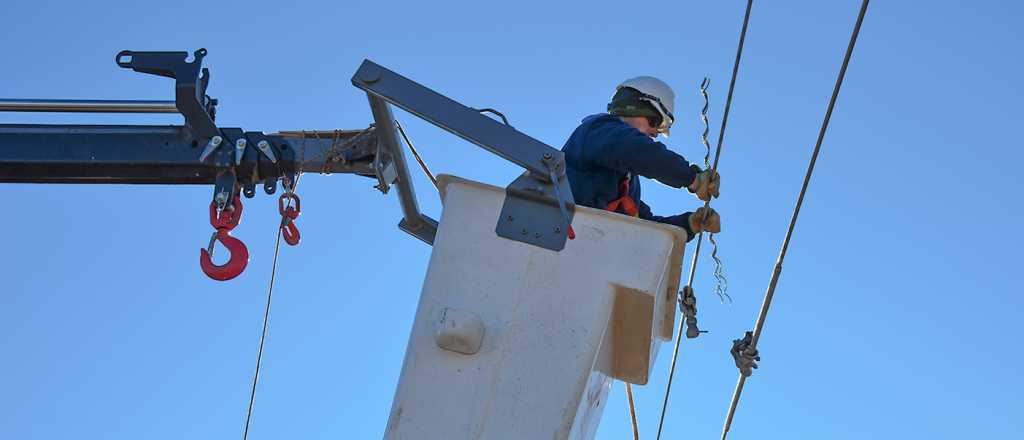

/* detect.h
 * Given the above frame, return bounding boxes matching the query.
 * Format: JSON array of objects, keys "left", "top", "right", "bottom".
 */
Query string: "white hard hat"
[{"left": 615, "top": 76, "right": 675, "bottom": 136}]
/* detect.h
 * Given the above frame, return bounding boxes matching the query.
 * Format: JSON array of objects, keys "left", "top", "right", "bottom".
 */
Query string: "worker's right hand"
[
  {"left": 688, "top": 167, "right": 720, "bottom": 201},
  {"left": 688, "top": 207, "right": 721, "bottom": 234}
]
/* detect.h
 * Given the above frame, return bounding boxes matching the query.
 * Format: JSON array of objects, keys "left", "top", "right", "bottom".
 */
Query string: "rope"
[
  {"left": 395, "top": 120, "right": 438, "bottom": 188},
  {"left": 322, "top": 130, "right": 341, "bottom": 175},
  {"left": 720, "top": 1, "right": 869, "bottom": 438},
  {"left": 655, "top": 2, "right": 753, "bottom": 439},
  {"left": 626, "top": 383, "right": 640, "bottom": 440}
]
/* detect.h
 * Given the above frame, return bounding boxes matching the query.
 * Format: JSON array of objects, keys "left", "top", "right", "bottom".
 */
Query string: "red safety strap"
[{"left": 605, "top": 175, "right": 639, "bottom": 217}]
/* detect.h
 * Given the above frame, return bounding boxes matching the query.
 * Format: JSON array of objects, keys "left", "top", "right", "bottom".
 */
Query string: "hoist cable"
[
  {"left": 654, "top": 1, "right": 753, "bottom": 439},
  {"left": 242, "top": 136, "right": 307, "bottom": 440},
  {"left": 395, "top": 120, "right": 438, "bottom": 188},
  {"left": 241, "top": 223, "right": 284, "bottom": 440},
  {"left": 720, "top": 1, "right": 869, "bottom": 438}
]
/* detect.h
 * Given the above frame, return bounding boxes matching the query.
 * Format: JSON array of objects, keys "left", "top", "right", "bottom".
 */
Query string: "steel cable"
[
  {"left": 655, "top": 2, "right": 753, "bottom": 439},
  {"left": 241, "top": 219, "right": 285, "bottom": 440},
  {"left": 720, "top": 1, "right": 870, "bottom": 438},
  {"left": 242, "top": 136, "right": 307, "bottom": 440}
]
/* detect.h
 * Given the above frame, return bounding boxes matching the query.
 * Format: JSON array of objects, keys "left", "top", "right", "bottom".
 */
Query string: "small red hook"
[
  {"left": 278, "top": 193, "right": 301, "bottom": 246},
  {"left": 199, "top": 229, "right": 250, "bottom": 281},
  {"left": 199, "top": 195, "right": 249, "bottom": 281}
]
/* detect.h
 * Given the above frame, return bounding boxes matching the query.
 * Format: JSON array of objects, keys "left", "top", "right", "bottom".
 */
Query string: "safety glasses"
[{"left": 637, "top": 92, "right": 674, "bottom": 134}]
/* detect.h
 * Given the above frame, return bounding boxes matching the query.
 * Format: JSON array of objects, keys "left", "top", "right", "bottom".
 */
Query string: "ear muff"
[
  {"left": 607, "top": 86, "right": 673, "bottom": 135},
  {"left": 607, "top": 87, "right": 660, "bottom": 119}
]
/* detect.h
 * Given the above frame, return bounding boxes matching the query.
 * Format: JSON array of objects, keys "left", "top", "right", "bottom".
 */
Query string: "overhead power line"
[
  {"left": 655, "top": 1, "right": 754, "bottom": 439},
  {"left": 720, "top": 1, "right": 871, "bottom": 438}
]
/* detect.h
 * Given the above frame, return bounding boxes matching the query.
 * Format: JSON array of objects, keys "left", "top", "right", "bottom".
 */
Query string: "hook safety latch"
[
  {"left": 278, "top": 192, "right": 301, "bottom": 246},
  {"left": 199, "top": 195, "right": 249, "bottom": 281}
]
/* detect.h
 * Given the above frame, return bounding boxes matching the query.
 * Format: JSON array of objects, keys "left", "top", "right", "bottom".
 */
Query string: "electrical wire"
[
  {"left": 655, "top": 2, "right": 753, "bottom": 439},
  {"left": 720, "top": 1, "right": 870, "bottom": 438}
]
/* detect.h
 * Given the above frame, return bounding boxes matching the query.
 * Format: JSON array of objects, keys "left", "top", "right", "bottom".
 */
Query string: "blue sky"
[{"left": 1, "top": 0, "right": 1021, "bottom": 438}]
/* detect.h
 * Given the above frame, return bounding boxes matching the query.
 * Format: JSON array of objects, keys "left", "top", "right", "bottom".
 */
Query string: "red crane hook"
[
  {"left": 199, "top": 196, "right": 249, "bottom": 281},
  {"left": 200, "top": 230, "right": 250, "bottom": 281}
]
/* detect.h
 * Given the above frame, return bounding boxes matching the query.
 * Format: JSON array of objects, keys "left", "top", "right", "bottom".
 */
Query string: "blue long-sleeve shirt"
[{"left": 561, "top": 113, "right": 699, "bottom": 240}]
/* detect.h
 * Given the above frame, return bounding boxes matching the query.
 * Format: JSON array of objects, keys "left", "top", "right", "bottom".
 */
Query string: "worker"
[{"left": 561, "top": 76, "right": 721, "bottom": 241}]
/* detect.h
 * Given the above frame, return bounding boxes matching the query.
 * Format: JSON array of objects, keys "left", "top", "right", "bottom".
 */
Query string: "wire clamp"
[
  {"left": 678, "top": 286, "right": 703, "bottom": 339},
  {"left": 730, "top": 331, "right": 760, "bottom": 377}
]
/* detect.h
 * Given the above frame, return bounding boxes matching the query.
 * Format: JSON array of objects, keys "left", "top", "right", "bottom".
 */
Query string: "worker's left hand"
[
  {"left": 688, "top": 168, "right": 721, "bottom": 202},
  {"left": 688, "top": 207, "right": 721, "bottom": 234}
]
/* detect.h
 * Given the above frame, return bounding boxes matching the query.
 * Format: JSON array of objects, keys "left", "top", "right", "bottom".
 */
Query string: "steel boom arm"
[{"left": 0, "top": 50, "right": 575, "bottom": 251}]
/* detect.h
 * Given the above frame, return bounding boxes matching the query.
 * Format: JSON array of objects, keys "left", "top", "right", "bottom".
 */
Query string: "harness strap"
[{"left": 605, "top": 174, "right": 639, "bottom": 217}]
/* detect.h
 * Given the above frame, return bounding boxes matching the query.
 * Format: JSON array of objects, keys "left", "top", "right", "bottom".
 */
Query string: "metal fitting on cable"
[
  {"left": 730, "top": 331, "right": 760, "bottom": 377},
  {"left": 678, "top": 286, "right": 702, "bottom": 339}
]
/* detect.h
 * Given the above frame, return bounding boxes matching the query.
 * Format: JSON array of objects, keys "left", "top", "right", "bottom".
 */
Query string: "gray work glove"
[{"left": 688, "top": 207, "right": 721, "bottom": 234}]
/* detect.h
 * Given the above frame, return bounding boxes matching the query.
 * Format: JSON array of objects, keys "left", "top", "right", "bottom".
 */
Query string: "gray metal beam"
[
  {"left": 353, "top": 59, "right": 574, "bottom": 251},
  {"left": 352, "top": 60, "right": 563, "bottom": 181},
  {"left": 366, "top": 93, "right": 437, "bottom": 245},
  {"left": 0, "top": 124, "right": 377, "bottom": 184}
]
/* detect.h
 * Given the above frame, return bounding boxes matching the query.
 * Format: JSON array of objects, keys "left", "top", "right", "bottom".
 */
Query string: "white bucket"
[{"left": 385, "top": 175, "right": 688, "bottom": 440}]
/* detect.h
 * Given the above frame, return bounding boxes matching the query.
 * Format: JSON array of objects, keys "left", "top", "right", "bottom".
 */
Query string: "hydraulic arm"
[{"left": 0, "top": 48, "right": 575, "bottom": 279}]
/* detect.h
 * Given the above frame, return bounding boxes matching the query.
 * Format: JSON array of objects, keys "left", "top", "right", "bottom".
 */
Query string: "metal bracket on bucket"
[{"left": 496, "top": 169, "right": 575, "bottom": 251}]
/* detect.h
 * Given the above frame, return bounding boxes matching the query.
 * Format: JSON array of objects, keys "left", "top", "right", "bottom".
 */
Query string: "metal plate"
[{"left": 496, "top": 172, "right": 575, "bottom": 252}]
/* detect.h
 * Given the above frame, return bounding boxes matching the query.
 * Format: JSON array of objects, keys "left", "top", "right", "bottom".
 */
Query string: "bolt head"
[
  {"left": 211, "top": 136, "right": 223, "bottom": 146},
  {"left": 360, "top": 64, "right": 383, "bottom": 84},
  {"left": 258, "top": 140, "right": 269, "bottom": 148},
  {"left": 236, "top": 139, "right": 246, "bottom": 147}
]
